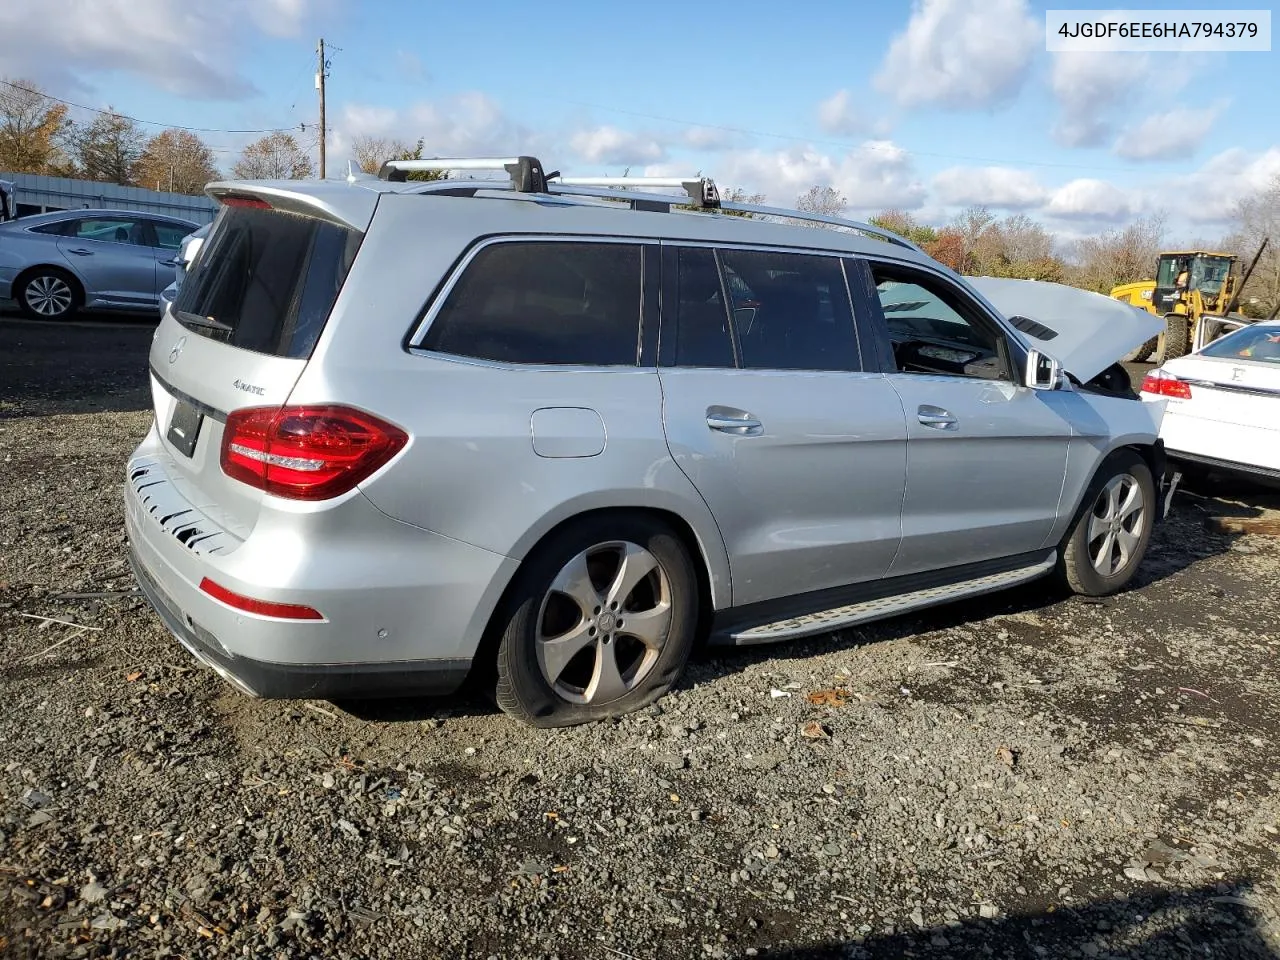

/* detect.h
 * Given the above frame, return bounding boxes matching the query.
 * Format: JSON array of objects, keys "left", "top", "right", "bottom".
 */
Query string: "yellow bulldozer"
[{"left": 1111, "top": 239, "right": 1270, "bottom": 363}]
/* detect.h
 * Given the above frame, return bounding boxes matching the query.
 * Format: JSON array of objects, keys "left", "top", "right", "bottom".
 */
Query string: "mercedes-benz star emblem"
[{"left": 168, "top": 336, "right": 186, "bottom": 364}]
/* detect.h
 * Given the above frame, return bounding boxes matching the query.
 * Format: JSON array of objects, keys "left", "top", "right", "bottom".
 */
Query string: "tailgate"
[{"left": 147, "top": 198, "right": 364, "bottom": 537}]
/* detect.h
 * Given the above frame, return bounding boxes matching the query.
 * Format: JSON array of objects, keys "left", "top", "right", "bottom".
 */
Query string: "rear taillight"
[
  {"left": 221, "top": 405, "right": 408, "bottom": 500},
  {"left": 1140, "top": 370, "right": 1193, "bottom": 400}
]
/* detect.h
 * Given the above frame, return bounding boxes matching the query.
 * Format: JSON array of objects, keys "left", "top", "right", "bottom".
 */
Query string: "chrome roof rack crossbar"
[
  {"left": 716, "top": 200, "right": 924, "bottom": 253},
  {"left": 379, "top": 155, "right": 549, "bottom": 192},
  {"left": 551, "top": 176, "right": 720, "bottom": 209}
]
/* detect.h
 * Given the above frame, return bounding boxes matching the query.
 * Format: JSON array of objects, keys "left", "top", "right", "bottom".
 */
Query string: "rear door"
[
  {"left": 148, "top": 198, "right": 364, "bottom": 538},
  {"left": 657, "top": 244, "right": 907, "bottom": 607},
  {"left": 55, "top": 216, "right": 157, "bottom": 306},
  {"left": 859, "top": 258, "right": 1073, "bottom": 577}
]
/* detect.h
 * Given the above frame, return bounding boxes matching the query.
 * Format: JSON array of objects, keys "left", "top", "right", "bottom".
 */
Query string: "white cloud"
[
  {"left": 712, "top": 140, "right": 926, "bottom": 212},
  {"left": 1043, "top": 178, "right": 1134, "bottom": 220},
  {"left": 817, "top": 90, "right": 864, "bottom": 136},
  {"left": 932, "top": 166, "right": 1047, "bottom": 209},
  {"left": 568, "top": 125, "right": 668, "bottom": 166},
  {"left": 330, "top": 93, "right": 543, "bottom": 165},
  {"left": 1112, "top": 103, "right": 1227, "bottom": 161},
  {"left": 681, "top": 126, "right": 738, "bottom": 151},
  {"left": 1049, "top": 52, "right": 1162, "bottom": 148},
  {"left": 874, "top": 0, "right": 1039, "bottom": 109},
  {"left": 1162, "top": 146, "right": 1280, "bottom": 223},
  {"left": 0, "top": 0, "right": 327, "bottom": 99}
]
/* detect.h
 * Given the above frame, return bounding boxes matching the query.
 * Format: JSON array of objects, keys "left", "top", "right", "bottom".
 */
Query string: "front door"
[
  {"left": 658, "top": 245, "right": 908, "bottom": 606},
  {"left": 861, "top": 259, "right": 1073, "bottom": 577}
]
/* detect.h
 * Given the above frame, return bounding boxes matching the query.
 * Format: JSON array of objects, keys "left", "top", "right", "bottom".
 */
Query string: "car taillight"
[
  {"left": 220, "top": 196, "right": 271, "bottom": 209},
  {"left": 1140, "top": 371, "right": 1193, "bottom": 400},
  {"left": 220, "top": 405, "right": 408, "bottom": 500},
  {"left": 199, "top": 577, "right": 323, "bottom": 620}
]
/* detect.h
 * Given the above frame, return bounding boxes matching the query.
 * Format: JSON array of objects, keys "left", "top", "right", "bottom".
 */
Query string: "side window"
[
  {"left": 71, "top": 218, "right": 148, "bottom": 246},
  {"left": 30, "top": 220, "right": 72, "bottom": 236},
  {"left": 424, "top": 241, "right": 643, "bottom": 366},
  {"left": 869, "top": 264, "right": 1007, "bottom": 381},
  {"left": 672, "top": 246, "right": 735, "bottom": 368},
  {"left": 716, "top": 249, "right": 860, "bottom": 372},
  {"left": 153, "top": 222, "right": 193, "bottom": 250}
]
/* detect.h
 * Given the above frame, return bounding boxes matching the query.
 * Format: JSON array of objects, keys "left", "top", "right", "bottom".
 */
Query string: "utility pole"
[{"left": 316, "top": 38, "right": 327, "bottom": 179}]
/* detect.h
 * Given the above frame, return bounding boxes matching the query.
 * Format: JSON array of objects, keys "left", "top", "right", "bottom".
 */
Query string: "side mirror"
[{"left": 1025, "top": 348, "right": 1063, "bottom": 390}]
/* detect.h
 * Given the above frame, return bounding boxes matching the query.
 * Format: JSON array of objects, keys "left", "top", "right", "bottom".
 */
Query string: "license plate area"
[{"left": 166, "top": 399, "right": 204, "bottom": 458}]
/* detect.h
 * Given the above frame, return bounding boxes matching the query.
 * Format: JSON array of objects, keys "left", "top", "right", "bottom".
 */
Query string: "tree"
[
  {"left": 1067, "top": 213, "right": 1167, "bottom": 293},
  {"left": 70, "top": 108, "right": 145, "bottom": 185},
  {"left": 1224, "top": 174, "right": 1280, "bottom": 319},
  {"left": 868, "top": 209, "right": 938, "bottom": 246},
  {"left": 717, "top": 186, "right": 765, "bottom": 218},
  {"left": 0, "top": 77, "right": 73, "bottom": 174},
  {"left": 795, "top": 185, "right": 847, "bottom": 217},
  {"left": 350, "top": 134, "right": 412, "bottom": 174},
  {"left": 232, "top": 132, "right": 313, "bottom": 180},
  {"left": 390, "top": 138, "right": 446, "bottom": 182},
  {"left": 135, "top": 129, "right": 219, "bottom": 194},
  {"left": 951, "top": 205, "right": 997, "bottom": 274}
]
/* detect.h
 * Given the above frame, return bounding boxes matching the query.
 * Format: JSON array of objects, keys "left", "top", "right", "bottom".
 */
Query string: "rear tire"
[
  {"left": 1125, "top": 336, "right": 1158, "bottom": 363},
  {"left": 494, "top": 515, "right": 699, "bottom": 727},
  {"left": 16, "top": 267, "right": 81, "bottom": 321},
  {"left": 1155, "top": 314, "right": 1190, "bottom": 364},
  {"left": 1057, "top": 451, "right": 1155, "bottom": 597}
]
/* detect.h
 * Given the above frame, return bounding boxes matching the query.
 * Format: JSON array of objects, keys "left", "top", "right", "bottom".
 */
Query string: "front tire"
[
  {"left": 1155, "top": 314, "right": 1191, "bottom": 364},
  {"left": 1058, "top": 451, "right": 1155, "bottom": 596},
  {"left": 17, "top": 268, "right": 80, "bottom": 321},
  {"left": 494, "top": 515, "right": 699, "bottom": 727}
]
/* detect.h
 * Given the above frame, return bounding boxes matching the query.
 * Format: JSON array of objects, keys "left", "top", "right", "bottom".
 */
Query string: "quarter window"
[
  {"left": 716, "top": 249, "right": 860, "bottom": 372},
  {"left": 869, "top": 264, "right": 1007, "bottom": 381},
  {"left": 424, "top": 242, "right": 643, "bottom": 366}
]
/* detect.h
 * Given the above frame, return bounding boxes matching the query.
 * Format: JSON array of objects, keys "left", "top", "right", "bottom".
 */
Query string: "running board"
[{"left": 729, "top": 552, "right": 1057, "bottom": 645}]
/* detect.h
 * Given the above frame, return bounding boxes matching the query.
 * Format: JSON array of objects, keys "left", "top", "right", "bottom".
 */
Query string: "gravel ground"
[{"left": 2, "top": 315, "right": 1280, "bottom": 959}]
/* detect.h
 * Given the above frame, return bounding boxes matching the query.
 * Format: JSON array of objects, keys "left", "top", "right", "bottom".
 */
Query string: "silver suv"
[{"left": 126, "top": 156, "right": 1168, "bottom": 726}]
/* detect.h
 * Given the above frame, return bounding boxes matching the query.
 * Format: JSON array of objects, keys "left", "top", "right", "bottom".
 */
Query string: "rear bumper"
[
  {"left": 125, "top": 428, "right": 519, "bottom": 699},
  {"left": 129, "top": 542, "right": 470, "bottom": 699}
]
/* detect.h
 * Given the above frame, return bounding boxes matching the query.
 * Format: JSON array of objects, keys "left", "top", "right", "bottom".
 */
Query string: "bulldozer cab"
[{"left": 1153, "top": 251, "right": 1238, "bottom": 317}]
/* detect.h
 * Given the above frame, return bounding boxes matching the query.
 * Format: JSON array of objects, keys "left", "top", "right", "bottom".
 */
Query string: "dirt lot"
[{"left": 2, "top": 315, "right": 1280, "bottom": 959}]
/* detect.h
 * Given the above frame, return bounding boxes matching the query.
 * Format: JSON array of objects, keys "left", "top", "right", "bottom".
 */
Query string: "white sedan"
[{"left": 1140, "top": 319, "right": 1280, "bottom": 483}]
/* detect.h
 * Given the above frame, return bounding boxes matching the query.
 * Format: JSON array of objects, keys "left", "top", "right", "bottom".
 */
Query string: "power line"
[{"left": 0, "top": 78, "right": 304, "bottom": 136}]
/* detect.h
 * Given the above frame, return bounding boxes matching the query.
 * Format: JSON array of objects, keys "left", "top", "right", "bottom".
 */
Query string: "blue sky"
[{"left": 1, "top": 0, "right": 1276, "bottom": 242}]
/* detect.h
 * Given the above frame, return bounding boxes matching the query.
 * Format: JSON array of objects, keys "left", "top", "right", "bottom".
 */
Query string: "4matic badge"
[{"left": 233, "top": 379, "right": 266, "bottom": 396}]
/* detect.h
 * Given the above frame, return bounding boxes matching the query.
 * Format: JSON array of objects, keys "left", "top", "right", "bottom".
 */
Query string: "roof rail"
[
  {"left": 379, "top": 155, "right": 549, "bottom": 192},
  {"left": 716, "top": 200, "right": 924, "bottom": 253},
  {"left": 551, "top": 176, "right": 720, "bottom": 209}
]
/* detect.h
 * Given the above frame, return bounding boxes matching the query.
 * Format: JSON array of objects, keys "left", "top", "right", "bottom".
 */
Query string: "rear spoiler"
[{"left": 204, "top": 181, "right": 379, "bottom": 232}]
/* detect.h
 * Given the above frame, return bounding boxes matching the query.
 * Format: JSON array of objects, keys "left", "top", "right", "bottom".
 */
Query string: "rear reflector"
[
  {"left": 220, "top": 196, "right": 271, "bottom": 209},
  {"left": 199, "top": 577, "right": 324, "bottom": 620},
  {"left": 221, "top": 404, "right": 408, "bottom": 500},
  {"left": 1140, "top": 370, "right": 1193, "bottom": 400}
]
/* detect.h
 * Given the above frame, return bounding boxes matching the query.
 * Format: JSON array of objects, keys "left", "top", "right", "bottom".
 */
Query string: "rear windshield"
[
  {"left": 173, "top": 204, "right": 362, "bottom": 359},
  {"left": 1201, "top": 325, "right": 1280, "bottom": 364}
]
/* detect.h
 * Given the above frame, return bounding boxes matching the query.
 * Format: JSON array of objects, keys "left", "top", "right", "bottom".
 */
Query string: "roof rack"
[{"left": 375, "top": 153, "right": 921, "bottom": 252}]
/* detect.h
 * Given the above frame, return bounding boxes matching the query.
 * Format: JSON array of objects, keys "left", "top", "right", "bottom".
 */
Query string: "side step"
[{"left": 729, "top": 552, "right": 1057, "bottom": 646}]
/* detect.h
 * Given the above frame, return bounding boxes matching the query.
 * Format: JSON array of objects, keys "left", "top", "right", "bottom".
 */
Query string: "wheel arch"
[
  {"left": 13, "top": 262, "right": 86, "bottom": 304},
  {"left": 1055, "top": 440, "right": 1162, "bottom": 548}
]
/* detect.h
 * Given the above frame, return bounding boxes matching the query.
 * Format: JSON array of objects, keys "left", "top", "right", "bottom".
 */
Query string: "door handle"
[
  {"left": 917, "top": 405, "right": 958, "bottom": 429},
  {"left": 67, "top": 248, "right": 93, "bottom": 256},
  {"left": 706, "top": 407, "right": 763, "bottom": 435}
]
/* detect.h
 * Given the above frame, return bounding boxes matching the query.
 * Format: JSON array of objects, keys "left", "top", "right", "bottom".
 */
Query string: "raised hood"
[{"left": 965, "top": 276, "right": 1164, "bottom": 383}]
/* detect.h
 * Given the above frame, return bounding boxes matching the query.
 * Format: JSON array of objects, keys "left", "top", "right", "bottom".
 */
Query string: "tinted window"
[
  {"left": 717, "top": 250, "right": 859, "bottom": 372},
  {"left": 869, "top": 264, "right": 1005, "bottom": 380},
  {"left": 154, "top": 222, "right": 193, "bottom": 250},
  {"left": 673, "top": 246, "right": 734, "bottom": 368},
  {"left": 29, "top": 220, "right": 71, "bottom": 236},
  {"left": 425, "top": 242, "right": 642, "bottom": 366},
  {"left": 72, "top": 218, "right": 148, "bottom": 245},
  {"left": 173, "top": 205, "right": 362, "bottom": 359}
]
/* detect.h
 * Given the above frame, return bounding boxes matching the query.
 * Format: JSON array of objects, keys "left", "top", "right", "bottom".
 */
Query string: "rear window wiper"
[{"left": 176, "top": 312, "right": 234, "bottom": 333}]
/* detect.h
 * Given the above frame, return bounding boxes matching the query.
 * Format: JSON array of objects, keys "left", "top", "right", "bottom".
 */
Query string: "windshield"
[
  {"left": 1156, "top": 256, "right": 1182, "bottom": 287},
  {"left": 1200, "top": 325, "right": 1280, "bottom": 364},
  {"left": 1191, "top": 256, "right": 1232, "bottom": 296}
]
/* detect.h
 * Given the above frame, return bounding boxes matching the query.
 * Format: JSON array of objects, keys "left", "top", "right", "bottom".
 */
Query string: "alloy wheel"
[{"left": 1087, "top": 474, "right": 1146, "bottom": 577}]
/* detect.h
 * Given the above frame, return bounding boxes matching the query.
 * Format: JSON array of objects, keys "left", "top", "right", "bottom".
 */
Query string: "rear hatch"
[
  {"left": 147, "top": 194, "right": 365, "bottom": 538},
  {"left": 1163, "top": 353, "right": 1280, "bottom": 425}
]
